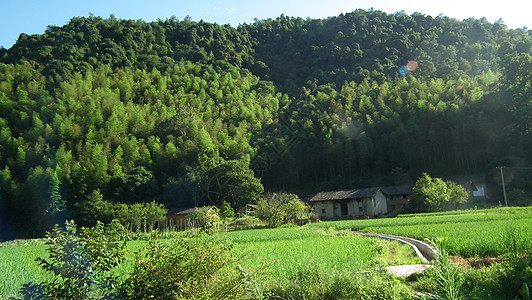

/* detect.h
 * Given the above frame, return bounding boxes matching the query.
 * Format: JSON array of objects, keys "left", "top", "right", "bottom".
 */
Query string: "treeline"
[{"left": 1, "top": 10, "right": 532, "bottom": 239}]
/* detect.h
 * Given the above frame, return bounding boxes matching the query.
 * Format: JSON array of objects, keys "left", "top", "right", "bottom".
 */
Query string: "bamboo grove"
[{"left": 1, "top": 9, "right": 531, "bottom": 238}]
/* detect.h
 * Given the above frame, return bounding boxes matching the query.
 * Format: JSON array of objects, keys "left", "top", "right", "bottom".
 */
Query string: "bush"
[
  {"left": 507, "top": 189, "right": 532, "bottom": 206},
  {"left": 407, "top": 173, "right": 468, "bottom": 213},
  {"left": 119, "top": 234, "right": 256, "bottom": 299},
  {"left": 228, "top": 215, "right": 268, "bottom": 230},
  {"left": 20, "top": 220, "right": 126, "bottom": 299},
  {"left": 255, "top": 193, "right": 313, "bottom": 227}
]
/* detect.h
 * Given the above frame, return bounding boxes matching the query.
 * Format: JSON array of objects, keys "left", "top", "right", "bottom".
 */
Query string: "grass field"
[
  {"left": 221, "top": 227, "right": 374, "bottom": 278},
  {"left": 1, "top": 206, "right": 531, "bottom": 298},
  {"left": 0, "top": 227, "right": 417, "bottom": 298},
  {"left": 0, "top": 239, "right": 146, "bottom": 299},
  {"left": 0, "top": 241, "right": 52, "bottom": 299},
  {"left": 306, "top": 206, "right": 532, "bottom": 257}
]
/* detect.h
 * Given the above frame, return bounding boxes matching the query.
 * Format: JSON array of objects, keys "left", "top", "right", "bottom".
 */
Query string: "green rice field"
[
  {"left": 0, "top": 227, "right": 405, "bottom": 298},
  {"left": 306, "top": 206, "right": 532, "bottom": 257},
  {"left": 0, "top": 239, "right": 146, "bottom": 299},
  {"left": 1, "top": 206, "right": 531, "bottom": 298},
  {"left": 220, "top": 227, "right": 375, "bottom": 279},
  {"left": 0, "top": 241, "right": 52, "bottom": 298}
]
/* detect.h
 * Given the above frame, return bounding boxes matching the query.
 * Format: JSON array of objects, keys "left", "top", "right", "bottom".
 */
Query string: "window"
[
  {"left": 359, "top": 207, "right": 363, "bottom": 212},
  {"left": 321, "top": 208, "right": 326, "bottom": 214}
]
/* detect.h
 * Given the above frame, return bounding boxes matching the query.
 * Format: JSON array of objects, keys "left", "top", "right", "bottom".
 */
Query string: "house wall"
[
  {"left": 351, "top": 199, "right": 366, "bottom": 217},
  {"left": 472, "top": 183, "right": 487, "bottom": 198},
  {"left": 373, "top": 190, "right": 388, "bottom": 215},
  {"left": 314, "top": 190, "right": 388, "bottom": 219},
  {"left": 353, "top": 191, "right": 388, "bottom": 217},
  {"left": 314, "top": 201, "right": 335, "bottom": 218},
  {"left": 160, "top": 214, "right": 189, "bottom": 229},
  {"left": 387, "top": 195, "right": 409, "bottom": 212}
]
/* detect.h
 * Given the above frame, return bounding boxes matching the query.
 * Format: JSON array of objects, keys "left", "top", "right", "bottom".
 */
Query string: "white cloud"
[{"left": 227, "top": 6, "right": 236, "bottom": 13}]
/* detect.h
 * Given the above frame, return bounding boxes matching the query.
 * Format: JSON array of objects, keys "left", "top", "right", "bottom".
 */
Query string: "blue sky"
[{"left": 1, "top": 0, "right": 531, "bottom": 49}]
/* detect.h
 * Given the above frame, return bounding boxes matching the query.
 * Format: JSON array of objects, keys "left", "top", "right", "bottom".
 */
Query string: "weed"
[{"left": 432, "top": 237, "right": 464, "bottom": 300}]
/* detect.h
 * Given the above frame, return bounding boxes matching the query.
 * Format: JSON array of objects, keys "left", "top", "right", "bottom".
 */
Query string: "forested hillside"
[{"left": 1, "top": 10, "right": 531, "bottom": 239}]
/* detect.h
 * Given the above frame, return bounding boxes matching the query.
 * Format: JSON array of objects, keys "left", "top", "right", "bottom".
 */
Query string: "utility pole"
[{"left": 497, "top": 166, "right": 508, "bottom": 207}]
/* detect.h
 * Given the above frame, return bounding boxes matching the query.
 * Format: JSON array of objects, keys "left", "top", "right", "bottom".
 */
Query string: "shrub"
[
  {"left": 187, "top": 206, "right": 221, "bottom": 232},
  {"left": 407, "top": 173, "right": 468, "bottom": 213},
  {"left": 20, "top": 220, "right": 126, "bottom": 299},
  {"left": 219, "top": 200, "right": 235, "bottom": 219},
  {"left": 255, "top": 193, "right": 313, "bottom": 227},
  {"left": 119, "top": 234, "right": 255, "bottom": 299},
  {"left": 507, "top": 189, "right": 532, "bottom": 206}
]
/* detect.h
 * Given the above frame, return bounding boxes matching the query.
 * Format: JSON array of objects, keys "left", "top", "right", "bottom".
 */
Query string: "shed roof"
[
  {"left": 166, "top": 206, "right": 216, "bottom": 216},
  {"left": 310, "top": 187, "right": 381, "bottom": 202}
]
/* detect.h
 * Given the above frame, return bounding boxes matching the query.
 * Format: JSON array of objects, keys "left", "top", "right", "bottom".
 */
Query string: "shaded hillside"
[{"left": 1, "top": 10, "right": 531, "bottom": 238}]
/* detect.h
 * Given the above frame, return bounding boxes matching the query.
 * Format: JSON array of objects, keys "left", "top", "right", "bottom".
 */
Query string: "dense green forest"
[{"left": 1, "top": 9, "right": 531, "bottom": 239}]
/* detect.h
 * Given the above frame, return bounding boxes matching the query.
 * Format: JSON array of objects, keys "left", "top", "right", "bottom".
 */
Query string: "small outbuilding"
[
  {"left": 159, "top": 206, "right": 217, "bottom": 230},
  {"left": 311, "top": 187, "right": 388, "bottom": 219},
  {"left": 382, "top": 185, "right": 413, "bottom": 212},
  {"left": 237, "top": 204, "right": 257, "bottom": 216}
]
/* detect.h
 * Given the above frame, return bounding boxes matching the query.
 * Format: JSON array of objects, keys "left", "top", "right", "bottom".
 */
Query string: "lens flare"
[
  {"left": 406, "top": 60, "right": 418, "bottom": 71},
  {"left": 398, "top": 65, "right": 409, "bottom": 76}
]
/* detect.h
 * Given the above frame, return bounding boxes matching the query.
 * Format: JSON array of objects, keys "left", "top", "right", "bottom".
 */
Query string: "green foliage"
[
  {"left": 265, "top": 268, "right": 414, "bottom": 300},
  {"left": 187, "top": 149, "right": 264, "bottom": 208},
  {"left": 187, "top": 207, "right": 220, "bottom": 232},
  {"left": 114, "top": 201, "right": 167, "bottom": 233},
  {"left": 219, "top": 200, "right": 235, "bottom": 219},
  {"left": 507, "top": 189, "right": 532, "bottom": 206},
  {"left": 432, "top": 237, "right": 464, "bottom": 300},
  {"left": 20, "top": 220, "right": 126, "bottom": 299},
  {"left": 74, "top": 189, "right": 115, "bottom": 226},
  {"left": 119, "top": 235, "right": 254, "bottom": 300},
  {"left": 1, "top": 9, "right": 532, "bottom": 238},
  {"left": 255, "top": 193, "right": 312, "bottom": 227},
  {"left": 143, "top": 201, "right": 167, "bottom": 232},
  {"left": 408, "top": 173, "right": 468, "bottom": 212}
]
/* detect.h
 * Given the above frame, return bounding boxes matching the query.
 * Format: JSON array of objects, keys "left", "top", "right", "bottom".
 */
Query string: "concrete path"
[
  {"left": 385, "top": 264, "right": 434, "bottom": 277},
  {"left": 354, "top": 231, "right": 439, "bottom": 277}
]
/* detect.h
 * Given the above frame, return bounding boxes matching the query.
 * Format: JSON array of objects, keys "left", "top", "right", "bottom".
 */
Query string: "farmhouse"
[{"left": 311, "top": 187, "right": 388, "bottom": 219}]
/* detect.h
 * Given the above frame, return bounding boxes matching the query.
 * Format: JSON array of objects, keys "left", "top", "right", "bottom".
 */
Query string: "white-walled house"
[{"left": 310, "top": 187, "right": 388, "bottom": 219}]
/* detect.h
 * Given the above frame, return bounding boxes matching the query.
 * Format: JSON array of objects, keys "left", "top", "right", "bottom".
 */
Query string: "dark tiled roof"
[
  {"left": 166, "top": 208, "right": 195, "bottom": 216},
  {"left": 382, "top": 185, "right": 413, "bottom": 196},
  {"left": 444, "top": 174, "right": 486, "bottom": 186},
  {"left": 310, "top": 187, "right": 381, "bottom": 202}
]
